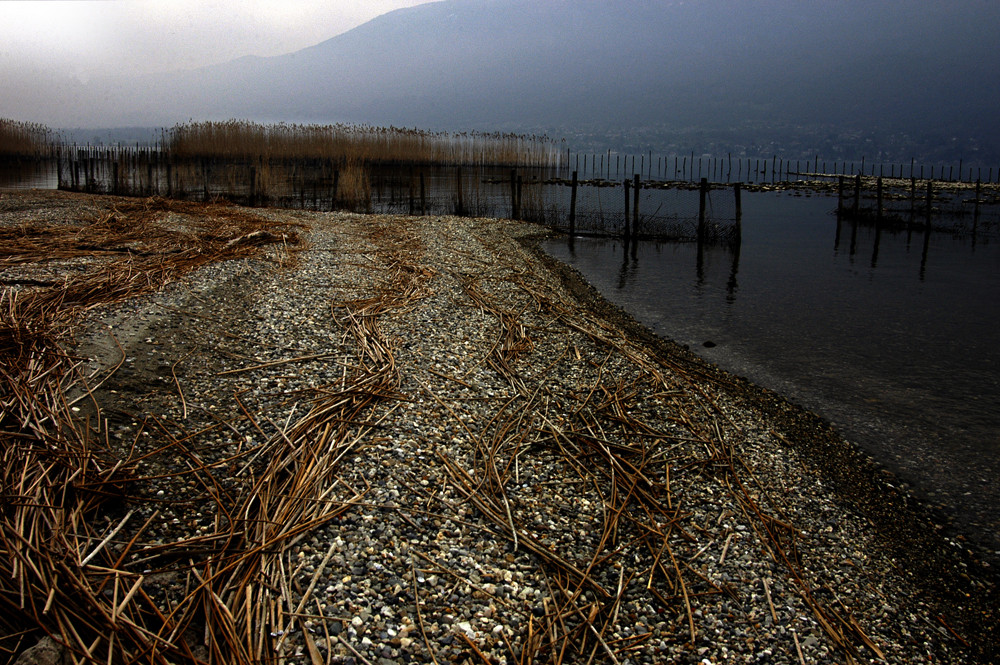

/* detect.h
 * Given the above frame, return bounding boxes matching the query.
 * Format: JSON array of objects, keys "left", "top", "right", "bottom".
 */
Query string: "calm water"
[{"left": 544, "top": 192, "right": 1000, "bottom": 558}]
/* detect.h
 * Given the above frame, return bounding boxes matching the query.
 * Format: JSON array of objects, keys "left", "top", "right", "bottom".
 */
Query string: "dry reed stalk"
[
  {"left": 421, "top": 254, "right": 888, "bottom": 664},
  {"left": 154, "top": 216, "right": 438, "bottom": 663},
  {"left": 0, "top": 195, "right": 320, "bottom": 664},
  {"left": 0, "top": 118, "right": 52, "bottom": 158},
  {"left": 165, "top": 120, "right": 561, "bottom": 168}
]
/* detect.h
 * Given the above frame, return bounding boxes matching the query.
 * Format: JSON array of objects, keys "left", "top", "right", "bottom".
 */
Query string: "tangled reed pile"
[{"left": 0, "top": 194, "right": 304, "bottom": 663}]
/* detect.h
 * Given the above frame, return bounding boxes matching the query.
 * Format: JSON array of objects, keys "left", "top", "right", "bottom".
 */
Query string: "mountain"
[{"left": 13, "top": 0, "right": 1000, "bottom": 161}]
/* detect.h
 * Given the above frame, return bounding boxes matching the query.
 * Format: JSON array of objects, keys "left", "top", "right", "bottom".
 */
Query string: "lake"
[{"left": 543, "top": 192, "right": 1000, "bottom": 560}]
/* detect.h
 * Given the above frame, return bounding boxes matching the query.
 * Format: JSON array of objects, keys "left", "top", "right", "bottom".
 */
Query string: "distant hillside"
[{"left": 10, "top": 0, "right": 1000, "bottom": 161}]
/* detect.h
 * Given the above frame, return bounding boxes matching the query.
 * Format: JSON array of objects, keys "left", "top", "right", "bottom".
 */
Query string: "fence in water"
[
  {"left": 833, "top": 174, "right": 1000, "bottom": 238},
  {"left": 42, "top": 146, "right": 745, "bottom": 241},
  {"left": 565, "top": 151, "right": 1000, "bottom": 185},
  {"left": 4, "top": 146, "right": 999, "bottom": 242}
]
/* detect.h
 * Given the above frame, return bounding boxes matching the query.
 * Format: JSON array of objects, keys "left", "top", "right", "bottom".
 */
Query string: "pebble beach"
[{"left": 1, "top": 190, "right": 997, "bottom": 665}]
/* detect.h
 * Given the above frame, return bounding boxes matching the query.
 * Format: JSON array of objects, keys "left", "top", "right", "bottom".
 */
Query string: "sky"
[{"left": 0, "top": 0, "right": 429, "bottom": 80}]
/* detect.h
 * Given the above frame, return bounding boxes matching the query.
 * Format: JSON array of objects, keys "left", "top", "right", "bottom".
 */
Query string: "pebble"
[{"left": 3, "top": 192, "right": 989, "bottom": 665}]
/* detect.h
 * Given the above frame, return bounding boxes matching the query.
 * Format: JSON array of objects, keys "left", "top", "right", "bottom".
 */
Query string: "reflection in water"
[
  {"left": 0, "top": 162, "right": 58, "bottom": 190},
  {"left": 835, "top": 208, "right": 957, "bottom": 281},
  {"left": 920, "top": 225, "right": 931, "bottom": 281},
  {"left": 545, "top": 192, "right": 1000, "bottom": 561},
  {"left": 725, "top": 232, "right": 741, "bottom": 303},
  {"left": 871, "top": 223, "right": 881, "bottom": 269},
  {"left": 618, "top": 238, "right": 635, "bottom": 290}
]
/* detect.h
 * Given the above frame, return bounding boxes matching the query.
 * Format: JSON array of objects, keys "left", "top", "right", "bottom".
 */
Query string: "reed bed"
[
  {"left": 0, "top": 118, "right": 53, "bottom": 158},
  {"left": 165, "top": 121, "right": 563, "bottom": 168}
]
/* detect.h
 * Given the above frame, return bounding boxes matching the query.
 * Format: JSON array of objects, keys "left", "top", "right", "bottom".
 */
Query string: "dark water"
[
  {"left": 543, "top": 192, "right": 1000, "bottom": 558},
  {"left": 0, "top": 161, "right": 58, "bottom": 190}
]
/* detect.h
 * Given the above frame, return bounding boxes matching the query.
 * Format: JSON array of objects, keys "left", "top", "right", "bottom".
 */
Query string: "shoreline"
[
  {"left": 530, "top": 232, "right": 1000, "bottom": 559},
  {"left": 1, "top": 190, "right": 997, "bottom": 664}
]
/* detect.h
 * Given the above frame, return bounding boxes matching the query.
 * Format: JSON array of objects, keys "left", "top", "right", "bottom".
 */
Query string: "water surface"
[{"left": 544, "top": 192, "right": 1000, "bottom": 557}]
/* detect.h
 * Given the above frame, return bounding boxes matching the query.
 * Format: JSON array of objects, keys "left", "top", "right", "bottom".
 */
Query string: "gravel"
[{"left": 2, "top": 190, "right": 997, "bottom": 664}]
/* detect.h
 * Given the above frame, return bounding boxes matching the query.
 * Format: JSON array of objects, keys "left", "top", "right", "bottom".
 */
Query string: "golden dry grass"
[
  {"left": 0, "top": 119, "right": 52, "bottom": 158},
  {"left": 166, "top": 120, "right": 562, "bottom": 167}
]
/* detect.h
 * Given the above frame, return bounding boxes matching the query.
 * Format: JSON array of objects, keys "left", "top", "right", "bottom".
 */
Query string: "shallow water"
[
  {"left": 0, "top": 162, "right": 58, "bottom": 190},
  {"left": 543, "top": 192, "right": 1000, "bottom": 558}
]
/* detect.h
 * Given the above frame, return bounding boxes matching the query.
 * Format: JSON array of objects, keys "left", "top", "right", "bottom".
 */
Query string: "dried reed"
[
  {"left": 166, "top": 120, "right": 562, "bottom": 168},
  {"left": 0, "top": 118, "right": 53, "bottom": 158},
  {"left": 1, "top": 196, "right": 308, "bottom": 664}
]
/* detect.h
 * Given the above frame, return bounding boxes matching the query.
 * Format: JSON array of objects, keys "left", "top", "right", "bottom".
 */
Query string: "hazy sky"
[{"left": 0, "top": 0, "right": 428, "bottom": 79}]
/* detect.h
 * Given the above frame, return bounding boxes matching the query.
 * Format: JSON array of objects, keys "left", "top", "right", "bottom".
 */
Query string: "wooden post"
[
  {"left": 510, "top": 169, "right": 518, "bottom": 219},
  {"left": 876, "top": 177, "right": 884, "bottom": 223},
  {"left": 312, "top": 160, "right": 319, "bottom": 210},
  {"left": 623, "top": 178, "right": 631, "bottom": 239},
  {"left": 632, "top": 174, "right": 640, "bottom": 240},
  {"left": 202, "top": 159, "right": 209, "bottom": 201},
  {"left": 698, "top": 177, "right": 708, "bottom": 226},
  {"left": 734, "top": 182, "right": 742, "bottom": 222},
  {"left": 299, "top": 161, "right": 306, "bottom": 208},
  {"left": 516, "top": 175, "right": 523, "bottom": 220},
  {"left": 925, "top": 180, "right": 933, "bottom": 228},
  {"left": 568, "top": 170, "right": 578, "bottom": 235},
  {"left": 837, "top": 176, "right": 845, "bottom": 216},
  {"left": 408, "top": 167, "right": 415, "bottom": 215},
  {"left": 419, "top": 171, "right": 426, "bottom": 216},
  {"left": 974, "top": 179, "right": 981, "bottom": 224},
  {"left": 910, "top": 177, "right": 917, "bottom": 226},
  {"left": 853, "top": 174, "right": 861, "bottom": 216}
]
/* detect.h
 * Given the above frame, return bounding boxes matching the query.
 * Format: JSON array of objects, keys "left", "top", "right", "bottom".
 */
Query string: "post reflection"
[
  {"left": 726, "top": 227, "right": 741, "bottom": 303},
  {"left": 832, "top": 205, "right": 986, "bottom": 282},
  {"left": 871, "top": 223, "right": 882, "bottom": 269},
  {"left": 569, "top": 227, "right": 743, "bottom": 303}
]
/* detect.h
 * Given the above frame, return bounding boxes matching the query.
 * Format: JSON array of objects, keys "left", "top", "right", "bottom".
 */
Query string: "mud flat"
[{"left": 1, "top": 189, "right": 996, "bottom": 664}]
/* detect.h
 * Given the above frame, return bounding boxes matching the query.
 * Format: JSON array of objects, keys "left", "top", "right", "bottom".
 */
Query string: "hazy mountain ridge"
[{"left": 12, "top": 0, "right": 1000, "bottom": 162}]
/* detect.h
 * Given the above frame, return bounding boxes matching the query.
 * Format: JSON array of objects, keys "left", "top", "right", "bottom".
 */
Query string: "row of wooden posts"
[
  {"left": 56, "top": 153, "right": 745, "bottom": 237},
  {"left": 835, "top": 175, "right": 987, "bottom": 227},
  {"left": 58, "top": 148, "right": 983, "bottom": 235},
  {"left": 566, "top": 173, "right": 743, "bottom": 239},
  {"left": 569, "top": 150, "right": 1000, "bottom": 185}
]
